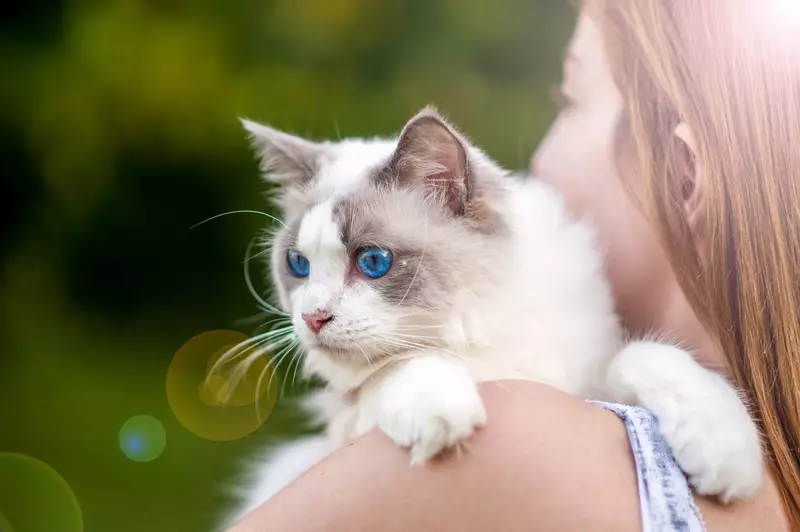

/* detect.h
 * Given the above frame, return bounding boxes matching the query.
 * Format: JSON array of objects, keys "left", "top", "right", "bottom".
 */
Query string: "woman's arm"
[
  {"left": 228, "top": 381, "right": 783, "bottom": 532},
  {"left": 228, "top": 381, "right": 641, "bottom": 532}
]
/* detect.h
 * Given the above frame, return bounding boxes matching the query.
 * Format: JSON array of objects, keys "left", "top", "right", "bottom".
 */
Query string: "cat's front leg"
[
  {"left": 606, "top": 341, "right": 763, "bottom": 503},
  {"left": 371, "top": 355, "right": 486, "bottom": 465}
]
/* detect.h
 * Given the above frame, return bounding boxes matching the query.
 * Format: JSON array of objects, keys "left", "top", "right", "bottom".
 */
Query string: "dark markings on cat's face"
[
  {"left": 270, "top": 219, "right": 304, "bottom": 305},
  {"left": 333, "top": 193, "right": 444, "bottom": 308}
]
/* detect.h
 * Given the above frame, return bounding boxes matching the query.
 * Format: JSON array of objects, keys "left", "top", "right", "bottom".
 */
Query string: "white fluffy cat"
[{"left": 222, "top": 107, "right": 762, "bottom": 527}]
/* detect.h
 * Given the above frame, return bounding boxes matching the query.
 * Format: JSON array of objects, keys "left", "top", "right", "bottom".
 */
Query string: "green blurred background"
[{"left": 0, "top": 1, "right": 573, "bottom": 530}]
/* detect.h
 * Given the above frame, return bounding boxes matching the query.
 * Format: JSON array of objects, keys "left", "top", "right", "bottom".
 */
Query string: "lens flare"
[
  {"left": 166, "top": 330, "right": 279, "bottom": 441},
  {"left": 763, "top": 0, "right": 800, "bottom": 35},
  {"left": 778, "top": 0, "right": 800, "bottom": 19},
  {"left": 0, "top": 453, "right": 83, "bottom": 532},
  {"left": 118, "top": 415, "right": 167, "bottom": 462}
]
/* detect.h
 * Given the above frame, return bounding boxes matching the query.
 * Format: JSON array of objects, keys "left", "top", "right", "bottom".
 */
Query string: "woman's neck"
[{"left": 655, "top": 282, "right": 729, "bottom": 375}]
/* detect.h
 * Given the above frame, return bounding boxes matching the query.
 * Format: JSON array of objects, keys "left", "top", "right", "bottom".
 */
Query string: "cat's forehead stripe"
[
  {"left": 297, "top": 199, "right": 346, "bottom": 256},
  {"left": 332, "top": 197, "right": 352, "bottom": 246},
  {"left": 331, "top": 193, "right": 387, "bottom": 253}
]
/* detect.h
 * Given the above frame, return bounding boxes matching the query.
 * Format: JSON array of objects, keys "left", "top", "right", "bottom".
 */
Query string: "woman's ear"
[{"left": 674, "top": 122, "right": 705, "bottom": 238}]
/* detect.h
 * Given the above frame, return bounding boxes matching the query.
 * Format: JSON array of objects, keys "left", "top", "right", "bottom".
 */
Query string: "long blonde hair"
[{"left": 591, "top": 0, "right": 800, "bottom": 525}]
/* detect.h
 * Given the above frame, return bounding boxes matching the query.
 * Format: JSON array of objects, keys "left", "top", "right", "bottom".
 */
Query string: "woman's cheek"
[{"left": 535, "top": 118, "right": 609, "bottom": 217}]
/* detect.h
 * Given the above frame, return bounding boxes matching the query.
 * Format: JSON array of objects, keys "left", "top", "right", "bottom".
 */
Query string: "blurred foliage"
[{"left": 0, "top": 0, "right": 573, "bottom": 530}]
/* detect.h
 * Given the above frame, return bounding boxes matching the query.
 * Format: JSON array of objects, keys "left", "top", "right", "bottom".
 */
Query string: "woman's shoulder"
[
  {"left": 468, "top": 380, "right": 644, "bottom": 531},
  {"left": 228, "top": 380, "right": 786, "bottom": 532},
  {"left": 476, "top": 380, "right": 787, "bottom": 532}
]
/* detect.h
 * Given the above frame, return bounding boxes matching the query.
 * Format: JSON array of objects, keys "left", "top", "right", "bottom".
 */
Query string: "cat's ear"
[
  {"left": 240, "top": 118, "right": 324, "bottom": 186},
  {"left": 387, "top": 106, "right": 471, "bottom": 215}
]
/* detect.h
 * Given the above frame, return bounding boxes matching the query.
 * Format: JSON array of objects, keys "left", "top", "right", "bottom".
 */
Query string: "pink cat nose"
[{"left": 302, "top": 310, "right": 333, "bottom": 333}]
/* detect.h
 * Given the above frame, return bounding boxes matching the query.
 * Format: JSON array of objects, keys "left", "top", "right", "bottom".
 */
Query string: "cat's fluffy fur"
[{"left": 222, "top": 107, "right": 762, "bottom": 527}]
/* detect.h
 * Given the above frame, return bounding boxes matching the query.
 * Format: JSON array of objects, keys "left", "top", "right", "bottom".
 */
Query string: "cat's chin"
[
  {"left": 315, "top": 343, "right": 355, "bottom": 358},
  {"left": 305, "top": 339, "right": 380, "bottom": 366}
]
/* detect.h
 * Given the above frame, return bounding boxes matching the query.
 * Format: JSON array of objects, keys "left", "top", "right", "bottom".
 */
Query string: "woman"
[{"left": 230, "top": 1, "right": 799, "bottom": 530}]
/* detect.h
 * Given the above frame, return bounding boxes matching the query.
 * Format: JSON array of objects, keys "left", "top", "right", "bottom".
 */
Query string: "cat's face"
[{"left": 244, "top": 108, "right": 505, "bottom": 368}]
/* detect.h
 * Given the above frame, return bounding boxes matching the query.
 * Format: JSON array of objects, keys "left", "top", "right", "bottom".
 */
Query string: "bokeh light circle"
[
  {"left": 166, "top": 330, "right": 279, "bottom": 441},
  {"left": 0, "top": 453, "right": 83, "bottom": 532},
  {"left": 118, "top": 415, "right": 167, "bottom": 462}
]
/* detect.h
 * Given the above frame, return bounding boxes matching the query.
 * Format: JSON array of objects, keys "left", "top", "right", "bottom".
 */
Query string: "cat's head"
[{"left": 243, "top": 107, "right": 508, "bottom": 374}]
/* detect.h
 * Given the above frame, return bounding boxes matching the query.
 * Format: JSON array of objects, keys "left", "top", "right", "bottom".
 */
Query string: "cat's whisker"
[
  {"left": 359, "top": 337, "right": 411, "bottom": 374},
  {"left": 256, "top": 339, "right": 299, "bottom": 419},
  {"left": 225, "top": 334, "right": 294, "bottom": 384},
  {"left": 292, "top": 354, "right": 303, "bottom": 388},
  {"left": 356, "top": 341, "right": 375, "bottom": 370},
  {"left": 255, "top": 295, "right": 289, "bottom": 316},
  {"left": 288, "top": 345, "right": 305, "bottom": 391},
  {"left": 254, "top": 357, "right": 282, "bottom": 423},
  {"left": 394, "top": 210, "right": 427, "bottom": 309},
  {"left": 363, "top": 344, "right": 379, "bottom": 371},
  {"left": 206, "top": 328, "right": 294, "bottom": 384},
  {"left": 360, "top": 335, "right": 391, "bottom": 358},
  {"left": 362, "top": 333, "right": 405, "bottom": 360},
  {"left": 253, "top": 366, "right": 272, "bottom": 423},
  {"left": 280, "top": 340, "right": 302, "bottom": 393},
  {"left": 256, "top": 315, "right": 292, "bottom": 327},
  {"left": 380, "top": 337, "right": 447, "bottom": 355},
  {"left": 382, "top": 333, "right": 438, "bottom": 346},
  {"left": 219, "top": 348, "right": 270, "bottom": 404},
  {"left": 382, "top": 339, "right": 470, "bottom": 364},
  {"left": 253, "top": 317, "right": 294, "bottom": 335},
  {"left": 387, "top": 332, "right": 443, "bottom": 342},
  {"left": 347, "top": 331, "right": 378, "bottom": 371},
  {"left": 242, "top": 246, "right": 271, "bottom": 264},
  {"left": 394, "top": 334, "right": 495, "bottom": 352},
  {"left": 214, "top": 334, "right": 295, "bottom": 406},
  {"left": 381, "top": 338, "right": 440, "bottom": 352},
  {"left": 244, "top": 238, "right": 290, "bottom": 317},
  {"left": 275, "top": 347, "right": 294, "bottom": 401},
  {"left": 381, "top": 307, "right": 439, "bottom": 322},
  {"left": 190, "top": 209, "right": 287, "bottom": 230},
  {"left": 382, "top": 351, "right": 421, "bottom": 366},
  {"left": 230, "top": 326, "right": 295, "bottom": 352}
]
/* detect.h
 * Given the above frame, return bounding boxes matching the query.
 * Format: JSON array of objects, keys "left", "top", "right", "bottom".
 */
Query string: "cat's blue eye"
[
  {"left": 356, "top": 247, "right": 393, "bottom": 279},
  {"left": 286, "top": 249, "right": 310, "bottom": 278}
]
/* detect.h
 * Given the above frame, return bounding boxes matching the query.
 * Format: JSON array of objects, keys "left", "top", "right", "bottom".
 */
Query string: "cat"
[{"left": 221, "top": 106, "right": 762, "bottom": 527}]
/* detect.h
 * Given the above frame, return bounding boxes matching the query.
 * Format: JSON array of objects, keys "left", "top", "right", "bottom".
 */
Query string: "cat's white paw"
[
  {"left": 607, "top": 342, "right": 763, "bottom": 503},
  {"left": 376, "top": 356, "right": 486, "bottom": 465},
  {"left": 653, "top": 393, "right": 763, "bottom": 503}
]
